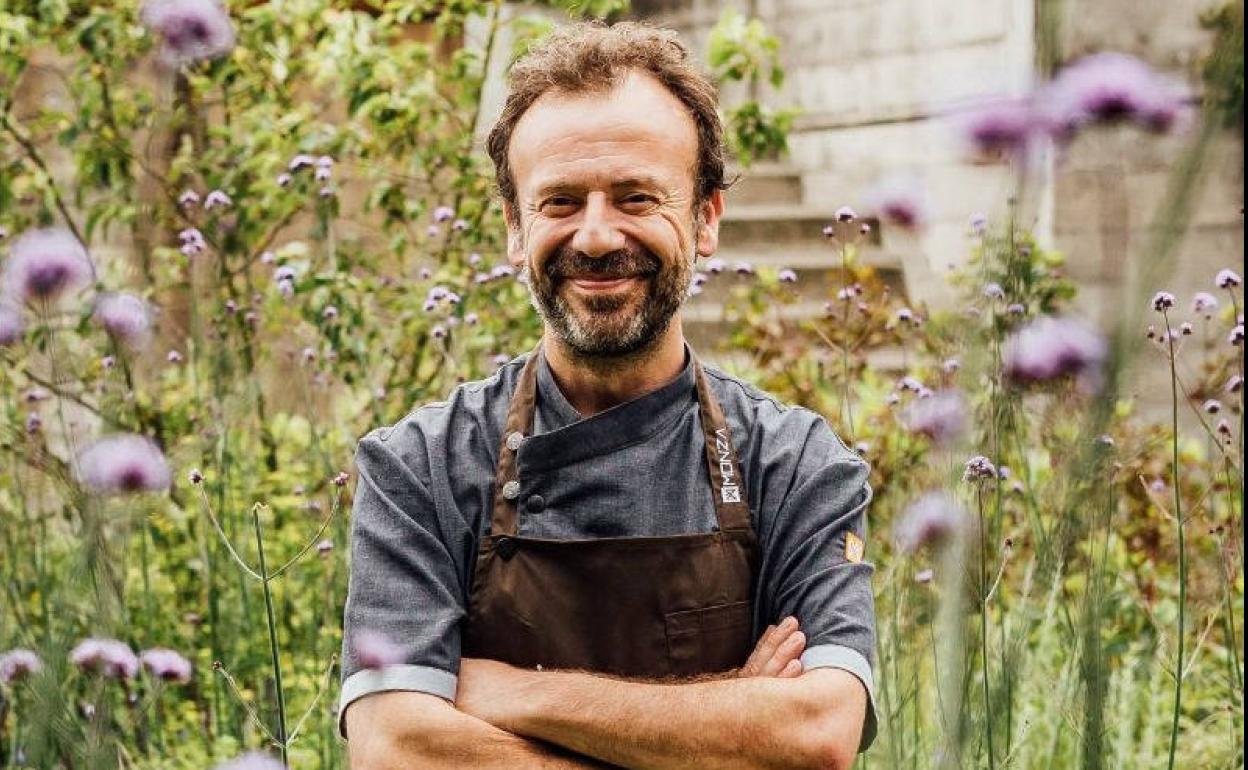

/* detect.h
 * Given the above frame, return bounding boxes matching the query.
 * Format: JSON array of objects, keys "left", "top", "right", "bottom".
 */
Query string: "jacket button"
[
  {"left": 505, "top": 431, "right": 525, "bottom": 451},
  {"left": 501, "top": 480, "right": 521, "bottom": 500},
  {"left": 494, "top": 536, "right": 518, "bottom": 560},
  {"left": 525, "top": 494, "right": 545, "bottom": 513}
]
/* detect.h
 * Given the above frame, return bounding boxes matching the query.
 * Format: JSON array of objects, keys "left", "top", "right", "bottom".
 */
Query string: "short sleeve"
[
  {"left": 758, "top": 417, "right": 878, "bottom": 751},
  {"left": 337, "top": 431, "right": 466, "bottom": 738}
]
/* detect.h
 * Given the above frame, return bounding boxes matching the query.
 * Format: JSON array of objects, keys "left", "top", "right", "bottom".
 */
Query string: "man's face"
[{"left": 505, "top": 70, "right": 723, "bottom": 358}]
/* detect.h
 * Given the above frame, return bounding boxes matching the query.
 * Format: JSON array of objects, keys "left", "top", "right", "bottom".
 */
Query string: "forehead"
[{"left": 508, "top": 70, "right": 699, "bottom": 196}]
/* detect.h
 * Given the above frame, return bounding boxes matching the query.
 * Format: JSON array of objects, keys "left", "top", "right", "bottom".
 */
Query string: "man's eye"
[
  {"left": 540, "top": 197, "right": 578, "bottom": 214},
  {"left": 620, "top": 194, "right": 657, "bottom": 209}
]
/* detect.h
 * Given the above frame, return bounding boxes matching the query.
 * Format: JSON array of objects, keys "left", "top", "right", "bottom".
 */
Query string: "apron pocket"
[{"left": 664, "top": 600, "right": 753, "bottom": 676}]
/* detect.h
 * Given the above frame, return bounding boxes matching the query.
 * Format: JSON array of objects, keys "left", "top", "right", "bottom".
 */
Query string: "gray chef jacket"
[{"left": 339, "top": 341, "right": 878, "bottom": 745}]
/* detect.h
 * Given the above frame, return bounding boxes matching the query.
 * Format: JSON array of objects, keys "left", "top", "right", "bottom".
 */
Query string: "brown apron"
[{"left": 461, "top": 343, "right": 760, "bottom": 679}]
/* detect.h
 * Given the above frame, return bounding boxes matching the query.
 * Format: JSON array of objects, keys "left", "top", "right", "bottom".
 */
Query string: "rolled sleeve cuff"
[
  {"left": 337, "top": 664, "right": 458, "bottom": 739},
  {"left": 800, "top": 643, "right": 878, "bottom": 752}
]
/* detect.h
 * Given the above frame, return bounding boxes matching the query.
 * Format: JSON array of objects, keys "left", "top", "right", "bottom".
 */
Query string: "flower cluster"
[
  {"left": 960, "top": 52, "right": 1189, "bottom": 159},
  {"left": 140, "top": 0, "right": 236, "bottom": 65},
  {"left": 75, "top": 434, "right": 172, "bottom": 495}
]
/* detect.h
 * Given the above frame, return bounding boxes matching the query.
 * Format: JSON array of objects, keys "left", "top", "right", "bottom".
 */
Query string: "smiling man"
[{"left": 340, "top": 21, "right": 877, "bottom": 770}]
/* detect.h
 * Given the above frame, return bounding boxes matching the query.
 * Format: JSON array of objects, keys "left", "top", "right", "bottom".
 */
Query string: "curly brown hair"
[{"left": 486, "top": 21, "right": 728, "bottom": 216}]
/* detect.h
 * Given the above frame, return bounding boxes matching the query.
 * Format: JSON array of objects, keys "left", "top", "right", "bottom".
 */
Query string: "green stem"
[
  {"left": 978, "top": 487, "right": 996, "bottom": 770},
  {"left": 252, "top": 505, "right": 288, "bottom": 763},
  {"left": 1164, "top": 310, "right": 1185, "bottom": 770}
]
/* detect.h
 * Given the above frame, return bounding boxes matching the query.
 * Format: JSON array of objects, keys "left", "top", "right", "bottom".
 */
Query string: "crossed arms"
[{"left": 344, "top": 618, "right": 868, "bottom": 770}]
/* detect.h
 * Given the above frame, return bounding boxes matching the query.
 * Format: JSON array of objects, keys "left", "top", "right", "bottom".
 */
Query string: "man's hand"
[{"left": 738, "top": 615, "right": 805, "bottom": 678}]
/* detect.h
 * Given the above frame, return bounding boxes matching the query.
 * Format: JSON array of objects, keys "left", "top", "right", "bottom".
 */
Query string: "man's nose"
[{"left": 570, "top": 192, "right": 626, "bottom": 257}]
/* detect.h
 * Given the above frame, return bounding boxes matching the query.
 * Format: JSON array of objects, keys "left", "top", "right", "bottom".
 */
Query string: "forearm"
[
  {"left": 346, "top": 691, "right": 617, "bottom": 770},
  {"left": 390, "top": 716, "right": 617, "bottom": 769},
  {"left": 504, "top": 670, "right": 828, "bottom": 770}
]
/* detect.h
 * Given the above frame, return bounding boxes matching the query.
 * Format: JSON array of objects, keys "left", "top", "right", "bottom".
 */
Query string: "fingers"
[
  {"left": 740, "top": 616, "right": 805, "bottom": 678},
  {"left": 779, "top": 658, "right": 803, "bottom": 678}
]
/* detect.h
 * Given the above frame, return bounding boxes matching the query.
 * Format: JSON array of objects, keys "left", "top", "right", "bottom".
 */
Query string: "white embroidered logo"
[{"left": 715, "top": 428, "right": 741, "bottom": 504}]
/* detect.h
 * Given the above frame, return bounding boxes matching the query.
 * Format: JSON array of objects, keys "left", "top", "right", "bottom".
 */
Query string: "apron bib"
[{"left": 462, "top": 342, "right": 760, "bottom": 679}]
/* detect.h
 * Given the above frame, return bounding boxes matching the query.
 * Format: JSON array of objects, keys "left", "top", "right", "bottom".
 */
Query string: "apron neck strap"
[{"left": 490, "top": 341, "right": 752, "bottom": 536}]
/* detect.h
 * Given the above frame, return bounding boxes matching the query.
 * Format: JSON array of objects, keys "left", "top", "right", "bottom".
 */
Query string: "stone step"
[
  {"left": 722, "top": 163, "right": 804, "bottom": 207},
  {"left": 718, "top": 206, "right": 881, "bottom": 251}
]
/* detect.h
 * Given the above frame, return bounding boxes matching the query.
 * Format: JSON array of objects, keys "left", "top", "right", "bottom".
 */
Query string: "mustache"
[{"left": 545, "top": 242, "right": 661, "bottom": 281}]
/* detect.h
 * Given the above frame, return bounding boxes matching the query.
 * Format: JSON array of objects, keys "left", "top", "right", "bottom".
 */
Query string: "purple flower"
[
  {"left": 276, "top": 173, "right": 292, "bottom": 187},
  {"left": 963, "top": 455, "right": 997, "bottom": 483},
  {"left": 705, "top": 258, "right": 726, "bottom": 274},
  {"left": 316, "top": 539, "right": 334, "bottom": 555},
  {"left": 1035, "top": 53, "right": 1189, "bottom": 137},
  {"left": 25, "top": 413, "right": 42, "bottom": 434},
  {"left": 333, "top": 471, "right": 350, "bottom": 487},
  {"left": 203, "top": 190, "right": 232, "bottom": 210},
  {"left": 178, "top": 189, "right": 200, "bottom": 207},
  {"left": 322, "top": 305, "right": 338, "bottom": 321},
  {"left": 941, "top": 358, "right": 961, "bottom": 374},
  {"left": 167, "top": 349, "right": 184, "bottom": 364},
  {"left": 178, "top": 228, "right": 205, "bottom": 257},
  {"left": 93, "top": 293, "right": 153, "bottom": 349},
  {"left": 465, "top": 312, "right": 479, "bottom": 326},
  {"left": 970, "top": 213, "right": 988, "bottom": 235},
  {"left": 71, "top": 638, "right": 139, "bottom": 679},
  {"left": 188, "top": 468, "right": 204, "bottom": 484},
  {"left": 75, "top": 434, "right": 172, "bottom": 494},
  {"left": 432, "top": 206, "right": 455, "bottom": 223},
  {"left": 432, "top": 324, "right": 447, "bottom": 339},
  {"left": 915, "top": 569, "right": 935, "bottom": 584},
  {"left": 212, "top": 752, "right": 287, "bottom": 770},
  {"left": 315, "top": 166, "right": 331, "bottom": 183},
  {"left": 896, "top": 307, "right": 915, "bottom": 324},
  {"left": 866, "top": 174, "right": 927, "bottom": 231},
  {"left": 1217, "top": 269, "right": 1242, "bottom": 289},
  {"left": 318, "top": 186, "right": 334, "bottom": 198},
  {"left": 1230, "top": 325, "right": 1244, "bottom": 346},
  {"left": 3, "top": 228, "right": 94, "bottom": 304},
  {"left": 1006, "top": 303, "right": 1025, "bottom": 316},
  {"left": 1003, "top": 315, "right": 1107, "bottom": 388},
  {"left": 777, "top": 268, "right": 798, "bottom": 283},
  {"left": 353, "top": 629, "right": 403, "bottom": 669},
  {"left": 983, "top": 283, "right": 1005, "bottom": 300},
  {"left": 835, "top": 206, "right": 856, "bottom": 222},
  {"left": 898, "top": 376, "right": 924, "bottom": 393},
  {"left": 140, "top": 648, "right": 193, "bottom": 683},
  {"left": 289, "top": 154, "right": 315, "bottom": 172},
  {"left": 1151, "top": 291, "right": 1176, "bottom": 312},
  {"left": 903, "top": 389, "right": 968, "bottom": 446},
  {"left": 140, "top": 0, "right": 235, "bottom": 65},
  {"left": 1227, "top": 375, "right": 1244, "bottom": 394},
  {"left": 733, "top": 261, "right": 755, "bottom": 276},
  {"left": 1217, "top": 419, "right": 1233, "bottom": 437},
  {"left": 0, "top": 303, "right": 23, "bottom": 346},
  {"left": 1192, "top": 292, "right": 1219, "bottom": 315},
  {"left": 958, "top": 97, "right": 1035, "bottom": 158},
  {"left": 0, "top": 649, "right": 42, "bottom": 683},
  {"left": 1203, "top": 399, "right": 1222, "bottom": 414},
  {"left": 894, "top": 492, "right": 966, "bottom": 553},
  {"left": 452, "top": 219, "right": 468, "bottom": 232}
]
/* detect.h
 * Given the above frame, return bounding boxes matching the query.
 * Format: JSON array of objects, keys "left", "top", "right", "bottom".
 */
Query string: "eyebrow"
[{"left": 532, "top": 175, "right": 670, "bottom": 199}]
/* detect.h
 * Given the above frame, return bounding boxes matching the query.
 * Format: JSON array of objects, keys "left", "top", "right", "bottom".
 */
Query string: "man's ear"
[
  {"left": 502, "top": 202, "right": 525, "bottom": 267},
  {"left": 695, "top": 189, "right": 725, "bottom": 258}
]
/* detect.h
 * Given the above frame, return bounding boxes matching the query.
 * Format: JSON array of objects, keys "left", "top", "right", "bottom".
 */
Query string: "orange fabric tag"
[{"left": 844, "top": 532, "right": 865, "bottom": 563}]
